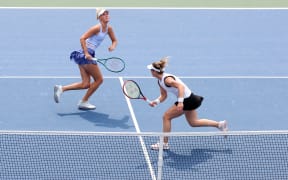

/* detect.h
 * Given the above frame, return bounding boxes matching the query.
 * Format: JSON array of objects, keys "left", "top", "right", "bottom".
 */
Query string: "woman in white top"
[
  {"left": 54, "top": 9, "right": 117, "bottom": 110},
  {"left": 147, "top": 57, "right": 228, "bottom": 150}
]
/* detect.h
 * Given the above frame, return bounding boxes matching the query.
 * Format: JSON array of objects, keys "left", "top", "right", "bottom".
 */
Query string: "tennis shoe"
[
  {"left": 218, "top": 120, "right": 228, "bottom": 131},
  {"left": 54, "top": 85, "right": 63, "bottom": 103},
  {"left": 218, "top": 120, "right": 228, "bottom": 138},
  {"left": 151, "top": 142, "right": 169, "bottom": 150},
  {"left": 78, "top": 100, "right": 96, "bottom": 110}
]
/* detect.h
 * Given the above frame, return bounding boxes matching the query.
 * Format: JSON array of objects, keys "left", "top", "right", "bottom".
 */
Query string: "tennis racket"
[
  {"left": 122, "top": 80, "right": 151, "bottom": 103},
  {"left": 92, "top": 57, "right": 125, "bottom": 73}
]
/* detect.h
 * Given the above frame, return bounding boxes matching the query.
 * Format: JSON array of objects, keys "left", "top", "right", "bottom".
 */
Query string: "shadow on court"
[
  {"left": 164, "top": 148, "right": 232, "bottom": 170},
  {"left": 57, "top": 111, "right": 133, "bottom": 129}
]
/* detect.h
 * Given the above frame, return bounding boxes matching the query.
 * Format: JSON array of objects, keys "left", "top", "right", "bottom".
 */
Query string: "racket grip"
[
  {"left": 92, "top": 57, "right": 98, "bottom": 61},
  {"left": 145, "top": 99, "right": 152, "bottom": 104}
]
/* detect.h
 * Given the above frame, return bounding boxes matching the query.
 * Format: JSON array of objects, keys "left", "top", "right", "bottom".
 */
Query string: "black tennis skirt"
[{"left": 174, "top": 93, "right": 204, "bottom": 111}]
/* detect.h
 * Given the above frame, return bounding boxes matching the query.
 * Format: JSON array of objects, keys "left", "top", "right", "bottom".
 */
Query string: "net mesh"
[{"left": 1, "top": 131, "right": 288, "bottom": 180}]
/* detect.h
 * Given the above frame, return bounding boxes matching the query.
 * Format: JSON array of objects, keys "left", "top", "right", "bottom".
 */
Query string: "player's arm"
[
  {"left": 107, "top": 25, "right": 117, "bottom": 51},
  {"left": 158, "top": 85, "right": 167, "bottom": 102},
  {"left": 80, "top": 25, "right": 100, "bottom": 60},
  {"left": 150, "top": 83, "right": 167, "bottom": 107},
  {"left": 165, "top": 77, "right": 185, "bottom": 110},
  {"left": 165, "top": 77, "right": 185, "bottom": 98}
]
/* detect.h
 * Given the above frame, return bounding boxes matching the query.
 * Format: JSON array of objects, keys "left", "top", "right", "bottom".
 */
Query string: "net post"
[{"left": 157, "top": 134, "right": 164, "bottom": 180}]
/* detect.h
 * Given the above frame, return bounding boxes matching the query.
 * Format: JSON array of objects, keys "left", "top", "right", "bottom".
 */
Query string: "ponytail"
[{"left": 152, "top": 56, "right": 169, "bottom": 73}]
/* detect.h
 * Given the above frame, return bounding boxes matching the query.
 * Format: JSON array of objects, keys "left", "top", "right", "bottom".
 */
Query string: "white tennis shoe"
[
  {"left": 218, "top": 120, "right": 228, "bottom": 131},
  {"left": 78, "top": 100, "right": 96, "bottom": 110},
  {"left": 218, "top": 120, "right": 228, "bottom": 138},
  {"left": 151, "top": 142, "right": 170, "bottom": 150},
  {"left": 54, "top": 85, "right": 63, "bottom": 103}
]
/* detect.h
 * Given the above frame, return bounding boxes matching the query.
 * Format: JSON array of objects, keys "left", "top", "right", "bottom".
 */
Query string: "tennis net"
[{"left": 1, "top": 130, "right": 288, "bottom": 180}]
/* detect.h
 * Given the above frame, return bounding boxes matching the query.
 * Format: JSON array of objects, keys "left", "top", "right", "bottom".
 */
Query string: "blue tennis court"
[{"left": 1, "top": 8, "right": 288, "bottom": 179}]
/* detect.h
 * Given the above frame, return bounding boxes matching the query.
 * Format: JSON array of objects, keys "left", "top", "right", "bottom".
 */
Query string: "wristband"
[
  {"left": 154, "top": 98, "right": 160, "bottom": 105},
  {"left": 177, "top": 97, "right": 184, "bottom": 103}
]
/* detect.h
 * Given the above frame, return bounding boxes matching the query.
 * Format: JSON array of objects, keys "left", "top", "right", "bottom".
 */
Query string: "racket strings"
[
  {"left": 124, "top": 82, "right": 141, "bottom": 98},
  {"left": 106, "top": 58, "right": 125, "bottom": 72}
]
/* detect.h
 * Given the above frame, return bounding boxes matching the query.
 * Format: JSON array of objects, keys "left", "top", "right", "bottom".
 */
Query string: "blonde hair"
[{"left": 152, "top": 56, "right": 169, "bottom": 73}]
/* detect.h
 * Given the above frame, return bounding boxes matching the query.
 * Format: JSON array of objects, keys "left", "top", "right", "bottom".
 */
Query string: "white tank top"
[
  {"left": 158, "top": 73, "right": 192, "bottom": 98},
  {"left": 86, "top": 24, "right": 108, "bottom": 50}
]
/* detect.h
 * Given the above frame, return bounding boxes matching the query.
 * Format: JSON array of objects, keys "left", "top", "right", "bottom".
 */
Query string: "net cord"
[{"left": 2, "top": 130, "right": 288, "bottom": 136}]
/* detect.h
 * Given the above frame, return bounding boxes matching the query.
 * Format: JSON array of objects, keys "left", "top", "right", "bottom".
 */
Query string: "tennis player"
[
  {"left": 147, "top": 57, "right": 228, "bottom": 150},
  {"left": 54, "top": 8, "right": 117, "bottom": 110}
]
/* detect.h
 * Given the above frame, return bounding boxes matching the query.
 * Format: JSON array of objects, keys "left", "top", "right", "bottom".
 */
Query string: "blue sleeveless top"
[
  {"left": 70, "top": 24, "right": 109, "bottom": 65},
  {"left": 86, "top": 24, "right": 108, "bottom": 50}
]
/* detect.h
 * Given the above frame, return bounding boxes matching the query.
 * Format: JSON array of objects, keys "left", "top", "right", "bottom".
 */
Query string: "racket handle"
[
  {"left": 145, "top": 99, "right": 152, "bottom": 104},
  {"left": 92, "top": 57, "right": 98, "bottom": 61}
]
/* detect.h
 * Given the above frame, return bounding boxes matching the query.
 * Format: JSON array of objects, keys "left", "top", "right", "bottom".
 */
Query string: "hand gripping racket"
[
  {"left": 92, "top": 57, "right": 125, "bottom": 73},
  {"left": 122, "top": 80, "right": 151, "bottom": 103}
]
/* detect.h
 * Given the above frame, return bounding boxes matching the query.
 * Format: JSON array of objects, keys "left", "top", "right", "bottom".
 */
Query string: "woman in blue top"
[
  {"left": 54, "top": 9, "right": 117, "bottom": 110},
  {"left": 147, "top": 57, "right": 228, "bottom": 150}
]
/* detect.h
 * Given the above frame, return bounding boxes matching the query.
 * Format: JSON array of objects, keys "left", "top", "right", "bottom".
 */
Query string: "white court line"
[
  {"left": 118, "top": 77, "right": 156, "bottom": 180},
  {"left": 119, "top": 77, "right": 142, "bottom": 133},
  {"left": 2, "top": 130, "right": 288, "bottom": 136},
  {"left": 1, "top": 7, "right": 288, "bottom": 10},
  {"left": 1, "top": 76, "right": 288, "bottom": 79}
]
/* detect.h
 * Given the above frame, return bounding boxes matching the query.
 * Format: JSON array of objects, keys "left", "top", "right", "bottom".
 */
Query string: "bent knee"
[
  {"left": 92, "top": 75, "right": 104, "bottom": 84},
  {"left": 189, "top": 122, "right": 198, "bottom": 127},
  {"left": 98, "top": 77, "right": 104, "bottom": 84},
  {"left": 188, "top": 120, "right": 199, "bottom": 127},
  {"left": 81, "top": 82, "right": 90, "bottom": 89},
  {"left": 163, "top": 113, "right": 172, "bottom": 121}
]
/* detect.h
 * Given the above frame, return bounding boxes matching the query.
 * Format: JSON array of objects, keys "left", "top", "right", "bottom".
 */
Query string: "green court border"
[{"left": 0, "top": 0, "right": 288, "bottom": 8}]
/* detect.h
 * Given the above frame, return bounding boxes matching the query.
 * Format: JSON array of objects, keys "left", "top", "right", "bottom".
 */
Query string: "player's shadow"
[
  {"left": 164, "top": 148, "right": 232, "bottom": 170},
  {"left": 57, "top": 111, "right": 133, "bottom": 129},
  {"left": 135, "top": 148, "right": 232, "bottom": 171}
]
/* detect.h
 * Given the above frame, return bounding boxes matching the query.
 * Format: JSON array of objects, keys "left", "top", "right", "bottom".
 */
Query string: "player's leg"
[
  {"left": 81, "top": 64, "right": 103, "bottom": 101},
  {"left": 63, "top": 65, "right": 91, "bottom": 91},
  {"left": 184, "top": 110, "right": 227, "bottom": 131},
  {"left": 54, "top": 65, "right": 90, "bottom": 103},
  {"left": 78, "top": 64, "right": 103, "bottom": 110},
  {"left": 162, "top": 105, "right": 184, "bottom": 142},
  {"left": 184, "top": 110, "right": 218, "bottom": 127},
  {"left": 151, "top": 105, "right": 184, "bottom": 150}
]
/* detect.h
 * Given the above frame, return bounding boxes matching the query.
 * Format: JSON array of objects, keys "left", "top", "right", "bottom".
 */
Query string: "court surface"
[{"left": 1, "top": 8, "right": 288, "bottom": 179}]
